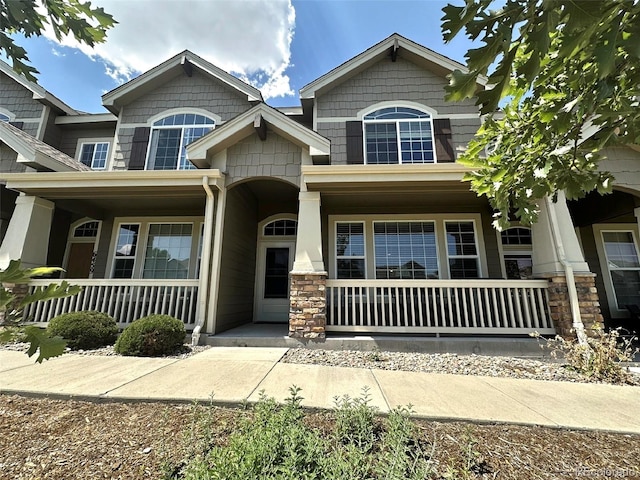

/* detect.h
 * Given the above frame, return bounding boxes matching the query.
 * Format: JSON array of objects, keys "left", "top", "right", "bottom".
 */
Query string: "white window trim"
[
  {"left": 258, "top": 214, "right": 298, "bottom": 239},
  {"left": 106, "top": 217, "right": 204, "bottom": 279},
  {"left": 496, "top": 226, "right": 533, "bottom": 279},
  {"left": 335, "top": 221, "right": 367, "bottom": 279},
  {"left": 328, "top": 214, "right": 488, "bottom": 280},
  {"left": 62, "top": 219, "right": 103, "bottom": 279},
  {"left": 593, "top": 223, "right": 640, "bottom": 317},
  {"left": 76, "top": 138, "right": 111, "bottom": 170},
  {"left": 444, "top": 220, "right": 482, "bottom": 279},
  {"left": 361, "top": 105, "right": 438, "bottom": 165}
]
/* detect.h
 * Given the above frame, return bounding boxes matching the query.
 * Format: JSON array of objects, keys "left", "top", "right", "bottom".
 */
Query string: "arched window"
[
  {"left": 73, "top": 221, "right": 100, "bottom": 238},
  {"left": 500, "top": 227, "right": 533, "bottom": 279},
  {"left": 0, "top": 113, "right": 9, "bottom": 122},
  {"left": 363, "top": 107, "right": 435, "bottom": 164},
  {"left": 264, "top": 219, "right": 297, "bottom": 236},
  {"left": 147, "top": 113, "right": 215, "bottom": 170}
]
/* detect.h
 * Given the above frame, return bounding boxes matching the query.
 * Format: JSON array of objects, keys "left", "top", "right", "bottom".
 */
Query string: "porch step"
[{"left": 204, "top": 324, "right": 549, "bottom": 357}]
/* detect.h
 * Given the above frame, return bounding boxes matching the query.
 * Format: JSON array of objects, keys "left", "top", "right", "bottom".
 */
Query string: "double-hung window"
[
  {"left": 79, "top": 142, "right": 109, "bottom": 169},
  {"left": 147, "top": 114, "right": 214, "bottom": 170},
  {"left": 500, "top": 227, "right": 533, "bottom": 279},
  {"left": 601, "top": 231, "right": 640, "bottom": 309},
  {"left": 363, "top": 107, "right": 435, "bottom": 164},
  {"left": 445, "top": 221, "right": 480, "bottom": 279},
  {"left": 336, "top": 222, "right": 366, "bottom": 279}
]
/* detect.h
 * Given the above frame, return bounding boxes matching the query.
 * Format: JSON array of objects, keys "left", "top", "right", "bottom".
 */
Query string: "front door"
[
  {"left": 65, "top": 243, "right": 95, "bottom": 278},
  {"left": 255, "top": 241, "right": 295, "bottom": 323}
]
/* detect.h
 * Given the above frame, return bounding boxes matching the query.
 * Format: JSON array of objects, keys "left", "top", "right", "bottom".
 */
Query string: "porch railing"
[
  {"left": 23, "top": 279, "right": 199, "bottom": 328},
  {"left": 326, "top": 279, "right": 554, "bottom": 334}
]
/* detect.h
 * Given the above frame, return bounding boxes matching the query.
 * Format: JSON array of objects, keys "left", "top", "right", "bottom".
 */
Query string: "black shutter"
[
  {"left": 345, "top": 121, "right": 364, "bottom": 165},
  {"left": 433, "top": 118, "right": 455, "bottom": 163},
  {"left": 129, "top": 127, "right": 151, "bottom": 170},
  {"left": 8, "top": 121, "right": 24, "bottom": 130}
]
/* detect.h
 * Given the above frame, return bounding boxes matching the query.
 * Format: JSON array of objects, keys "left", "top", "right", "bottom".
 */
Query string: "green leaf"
[
  {"left": 445, "top": 70, "right": 479, "bottom": 101},
  {"left": 23, "top": 326, "right": 66, "bottom": 363}
]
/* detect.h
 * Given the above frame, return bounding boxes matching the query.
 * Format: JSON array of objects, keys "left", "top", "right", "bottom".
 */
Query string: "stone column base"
[
  {"left": 0, "top": 283, "right": 29, "bottom": 324},
  {"left": 545, "top": 274, "right": 603, "bottom": 338},
  {"left": 289, "top": 272, "right": 327, "bottom": 339}
]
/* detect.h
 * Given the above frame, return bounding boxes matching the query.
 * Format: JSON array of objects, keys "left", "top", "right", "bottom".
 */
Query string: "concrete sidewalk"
[{"left": 1, "top": 347, "right": 639, "bottom": 435}]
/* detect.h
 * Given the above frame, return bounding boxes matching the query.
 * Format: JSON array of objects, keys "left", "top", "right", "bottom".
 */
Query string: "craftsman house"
[{"left": 1, "top": 34, "right": 639, "bottom": 342}]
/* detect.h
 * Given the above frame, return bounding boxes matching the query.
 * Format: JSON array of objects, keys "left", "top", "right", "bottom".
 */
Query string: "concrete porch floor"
[{"left": 204, "top": 323, "right": 550, "bottom": 357}]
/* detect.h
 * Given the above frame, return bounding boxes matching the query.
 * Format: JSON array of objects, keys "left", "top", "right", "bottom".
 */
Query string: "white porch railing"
[
  {"left": 23, "top": 279, "right": 199, "bottom": 328},
  {"left": 326, "top": 279, "right": 554, "bottom": 334}
]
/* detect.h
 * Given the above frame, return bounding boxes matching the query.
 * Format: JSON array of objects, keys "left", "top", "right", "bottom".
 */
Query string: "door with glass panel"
[{"left": 255, "top": 241, "right": 295, "bottom": 323}]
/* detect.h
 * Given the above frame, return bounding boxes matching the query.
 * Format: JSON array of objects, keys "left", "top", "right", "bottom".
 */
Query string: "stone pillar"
[
  {"left": 0, "top": 195, "right": 54, "bottom": 269},
  {"left": 531, "top": 193, "right": 603, "bottom": 337},
  {"left": 546, "top": 274, "right": 604, "bottom": 338},
  {"left": 0, "top": 283, "right": 29, "bottom": 325},
  {"left": 290, "top": 191, "right": 327, "bottom": 338},
  {"left": 289, "top": 273, "right": 327, "bottom": 339}
]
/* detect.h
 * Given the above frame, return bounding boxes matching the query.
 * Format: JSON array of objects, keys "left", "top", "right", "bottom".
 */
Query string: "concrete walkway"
[{"left": 1, "top": 347, "right": 639, "bottom": 435}]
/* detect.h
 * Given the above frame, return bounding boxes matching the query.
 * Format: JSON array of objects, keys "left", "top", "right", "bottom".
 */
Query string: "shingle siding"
[
  {"left": 0, "top": 72, "right": 44, "bottom": 119},
  {"left": 226, "top": 131, "right": 302, "bottom": 187},
  {"left": 316, "top": 57, "right": 477, "bottom": 118},
  {"left": 0, "top": 145, "right": 24, "bottom": 173}
]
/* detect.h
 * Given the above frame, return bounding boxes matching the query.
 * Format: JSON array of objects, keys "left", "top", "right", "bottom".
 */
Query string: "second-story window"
[
  {"left": 147, "top": 113, "right": 215, "bottom": 170},
  {"left": 0, "top": 113, "right": 10, "bottom": 122},
  {"left": 363, "top": 107, "right": 435, "bottom": 165},
  {"left": 79, "top": 142, "right": 110, "bottom": 169}
]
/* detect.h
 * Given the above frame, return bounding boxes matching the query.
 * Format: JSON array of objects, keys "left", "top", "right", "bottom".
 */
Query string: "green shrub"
[
  {"left": 47, "top": 311, "right": 118, "bottom": 350},
  {"left": 115, "top": 314, "right": 185, "bottom": 357}
]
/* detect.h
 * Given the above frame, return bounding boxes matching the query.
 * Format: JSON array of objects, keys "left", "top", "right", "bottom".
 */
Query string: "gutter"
[
  {"left": 191, "top": 176, "right": 216, "bottom": 346},
  {"left": 545, "top": 195, "right": 588, "bottom": 345}
]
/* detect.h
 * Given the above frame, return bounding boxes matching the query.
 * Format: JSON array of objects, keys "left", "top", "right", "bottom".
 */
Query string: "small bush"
[
  {"left": 46, "top": 311, "right": 118, "bottom": 350},
  {"left": 115, "top": 314, "right": 185, "bottom": 357},
  {"left": 531, "top": 327, "right": 639, "bottom": 384}
]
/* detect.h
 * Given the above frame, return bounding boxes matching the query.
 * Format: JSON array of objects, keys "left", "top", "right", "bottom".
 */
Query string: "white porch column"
[
  {"left": 531, "top": 191, "right": 590, "bottom": 276},
  {"left": 0, "top": 195, "right": 54, "bottom": 269},
  {"left": 292, "top": 191, "right": 325, "bottom": 273}
]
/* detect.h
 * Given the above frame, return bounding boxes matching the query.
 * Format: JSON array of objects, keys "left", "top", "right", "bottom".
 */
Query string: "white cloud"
[{"left": 42, "top": 0, "right": 296, "bottom": 99}]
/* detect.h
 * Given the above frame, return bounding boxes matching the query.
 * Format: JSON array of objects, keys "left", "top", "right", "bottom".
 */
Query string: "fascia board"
[
  {"left": 55, "top": 113, "right": 117, "bottom": 125},
  {"left": 300, "top": 163, "right": 471, "bottom": 184},
  {"left": 300, "top": 35, "right": 487, "bottom": 100}
]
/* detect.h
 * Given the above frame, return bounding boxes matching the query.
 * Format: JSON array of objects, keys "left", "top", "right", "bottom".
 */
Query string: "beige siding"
[
  {"left": 226, "top": 131, "right": 302, "bottom": 187},
  {"left": 216, "top": 184, "right": 258, "bottom": 332},
  {"left": 600, "top": 146, "right": 640, "bottom": 196}
]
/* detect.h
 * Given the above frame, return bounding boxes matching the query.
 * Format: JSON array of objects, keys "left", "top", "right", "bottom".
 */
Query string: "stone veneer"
[
  {"left": 0, "top": 283, "right": 29, "bottom": 324},
  {"left": 546, "top": 274, "right": 603, "bottom": 338},
  {"left": 289, "top": 273, "right": 327, "bottom": 339}
]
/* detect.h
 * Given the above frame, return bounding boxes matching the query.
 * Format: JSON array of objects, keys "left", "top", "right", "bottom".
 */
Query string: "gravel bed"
[
  {"left": 1, "top": 342, "right": 211, "bottom": 359},
  {"left": 281, "top": 348, "right": 640, "bottom": 386}
]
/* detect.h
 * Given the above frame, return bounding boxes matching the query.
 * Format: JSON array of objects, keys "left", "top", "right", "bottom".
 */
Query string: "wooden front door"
[{"left": 65, "top": 243, "right": 95, "bottom": 278}]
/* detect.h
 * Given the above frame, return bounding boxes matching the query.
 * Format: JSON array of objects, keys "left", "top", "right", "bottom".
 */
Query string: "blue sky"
[{"left": 6, "top": 0, "right": 476, "bottom": 114}]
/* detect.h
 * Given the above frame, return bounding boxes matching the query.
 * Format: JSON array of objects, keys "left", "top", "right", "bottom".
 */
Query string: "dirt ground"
[{"left": 1, "top": 394, "right": 639, "bottom": 479}]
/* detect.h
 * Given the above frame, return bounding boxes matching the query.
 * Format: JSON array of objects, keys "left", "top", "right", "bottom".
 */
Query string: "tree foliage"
[
  {"left": 0, "top": 0, "right": 116, "bottom": 81},
  {"left": 442, "top": 0, "right": 640, "bottom": 228},
  {"left": 0, "top": 260, "right": 81, "bottom": 362}
]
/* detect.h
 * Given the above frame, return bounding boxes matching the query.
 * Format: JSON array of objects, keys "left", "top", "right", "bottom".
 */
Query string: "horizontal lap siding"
[{"left": 216, "top": 185, "right": 259, "bottom": 332}]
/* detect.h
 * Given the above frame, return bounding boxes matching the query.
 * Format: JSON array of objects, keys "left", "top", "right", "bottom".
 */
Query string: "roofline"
[
  {"left": 187, "top": 102, "right": 330, "bottom": 165},
  {"left": 102, "top": 50, "right": 263, "bottom": 111},
  {"left": 300, "top": 33, "right": 488, "bottom": 99},
  {"left": 55, "top": 113, "right": 118, "bottom": 125},
  {"left": 0, "top": 61, "right": 78, "bottom": 115}
]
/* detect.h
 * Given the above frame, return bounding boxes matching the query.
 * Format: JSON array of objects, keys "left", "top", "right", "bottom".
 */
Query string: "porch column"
[
  {"left": 0, "top": 195, "right": 54, "bottom": 269},
  {"left": 290, "top": 191, "right": 327, "bottom": 339},
  {"left": 531, "top": 192, "right": 603, "bottom": 337}
]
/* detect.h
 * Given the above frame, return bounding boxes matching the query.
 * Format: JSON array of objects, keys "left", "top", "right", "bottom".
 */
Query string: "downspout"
[
  {"left": 545, "top": 196, "right": 588, "bottom": 345},
  {"left": 191, "top": 176, "right": 215, "bottom": 346}
]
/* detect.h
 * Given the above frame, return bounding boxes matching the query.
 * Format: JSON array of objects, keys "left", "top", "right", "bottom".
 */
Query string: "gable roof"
[
  {"left": 0, "top": 121, "right": 89, "bottom": 172},
  {"left": 0, "top": 61, "right": 78, "bottom": 116},
  {"left": 299, "top": 33, "right": 487, "bottom": 100},
  {"left": 102, "top": 51, "right": 263, "bottom": 115},
  {"left": 187, "top": 102, "right": 330, "bottom": 167}
]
